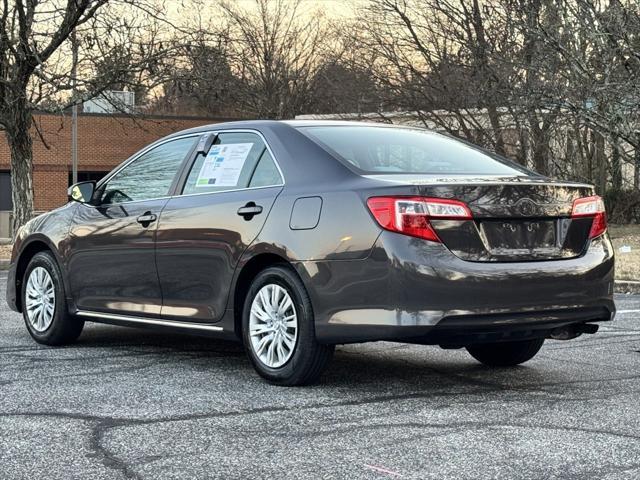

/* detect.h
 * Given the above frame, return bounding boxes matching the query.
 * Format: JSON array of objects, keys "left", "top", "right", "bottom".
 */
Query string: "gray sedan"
[{"left": 6, "top": 120, "right": 615, "bottom": 385}]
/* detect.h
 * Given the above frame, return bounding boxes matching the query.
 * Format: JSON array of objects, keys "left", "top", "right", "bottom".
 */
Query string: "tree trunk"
[
  {"left": 635, "top": 140, "right": 640, "bottom": 191},
  {"left": 595, "top": 131, "right": 606, "bottom": 194},
  {"left": 611, "top": 136, "right": 622, "bottom": 189},
  {"left": 7, "top": 110, "right": 35, "bottom": 237},
  {"left": 530, "top": 121, "right": 548, "bottom": 176}
]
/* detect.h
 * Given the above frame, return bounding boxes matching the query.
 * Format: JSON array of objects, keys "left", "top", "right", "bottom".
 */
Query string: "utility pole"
[{"left": 71, "top": 30, "right": 79, "bottom": 185}]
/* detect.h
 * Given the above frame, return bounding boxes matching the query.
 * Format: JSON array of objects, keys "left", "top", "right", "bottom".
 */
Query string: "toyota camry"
[{"left": 6, "top": 120, "right": 615, "bottom": 385}]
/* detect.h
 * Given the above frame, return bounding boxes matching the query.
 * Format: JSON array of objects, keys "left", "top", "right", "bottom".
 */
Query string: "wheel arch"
[
  {"left": 14, "top": 237, "right": 65, "bottom": 313},
  {"left": 232, "top": 251, "right": 297, "bottom": 338}
]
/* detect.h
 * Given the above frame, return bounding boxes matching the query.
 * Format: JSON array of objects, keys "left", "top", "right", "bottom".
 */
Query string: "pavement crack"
[{"left": 89, "top": 419, "right": 143, "bottom": 480}]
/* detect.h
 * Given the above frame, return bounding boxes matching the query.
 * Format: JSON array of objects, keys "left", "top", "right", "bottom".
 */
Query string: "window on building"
[{"left": 0, "top": 172, "right": 11, "bottom": 211}]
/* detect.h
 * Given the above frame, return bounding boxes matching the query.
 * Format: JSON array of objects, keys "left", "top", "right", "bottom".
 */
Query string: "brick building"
[{"left": 0, "top": 112, "right": 232, "bottom": 238}]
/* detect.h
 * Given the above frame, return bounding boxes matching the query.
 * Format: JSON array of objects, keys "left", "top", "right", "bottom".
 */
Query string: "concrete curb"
[
  {"left": 615, "top": 280, "right": 640, "bottom": 295},
  {"left": 0, "top": 260, "right": 9, "bottom": 271}
]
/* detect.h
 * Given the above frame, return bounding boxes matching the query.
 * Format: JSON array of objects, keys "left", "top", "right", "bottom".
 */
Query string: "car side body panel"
[
  {"left": 156, "top": 185, "right": 283, "bottom": 322},
  {"left": 67, "top": 199, "right": 169, "bottom": 316}
]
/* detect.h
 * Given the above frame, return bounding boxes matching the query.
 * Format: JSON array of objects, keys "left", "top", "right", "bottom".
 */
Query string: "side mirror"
[{"left": 68, "top": 181, "right": 96, "bottom": 204}]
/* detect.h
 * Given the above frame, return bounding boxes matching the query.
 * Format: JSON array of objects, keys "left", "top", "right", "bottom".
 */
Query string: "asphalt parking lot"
[{"left": 1, "top": 271, "right": 639, "bottom": 479}]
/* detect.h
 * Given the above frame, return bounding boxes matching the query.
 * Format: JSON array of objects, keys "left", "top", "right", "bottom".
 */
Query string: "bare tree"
[
  {"left": 150, "top": 34, "right": 240, "bottom": 117},
  {"left": 0, "top": 0, "right": 174, "bottom": 234},
  {"left": 347, "top": 0, "right": 515, "bottom": 153},
  {"left": 531, "top": 0, "right": 640, "bottom": 187},
  {"left": 308, "top": 59, "right": 380, "bottom": 115},
  {"left": 347, "top": 1, "right": 575, "bottom": 172},
  {"left": 214, "top": 0, "right": 329, "bottom": 119}
]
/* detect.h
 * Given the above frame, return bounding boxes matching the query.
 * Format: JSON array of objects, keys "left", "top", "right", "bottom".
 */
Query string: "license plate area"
[{"left": 479, "top": 220, "right": 557, "bottom": 250}]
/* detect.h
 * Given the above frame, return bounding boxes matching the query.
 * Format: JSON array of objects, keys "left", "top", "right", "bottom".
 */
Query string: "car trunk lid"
[{"left": 365, "top": 174, "right": 596, "bottom": 262}]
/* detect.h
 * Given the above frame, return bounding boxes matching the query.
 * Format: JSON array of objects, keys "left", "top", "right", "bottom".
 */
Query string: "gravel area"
[
  {"left": 0, "top": 244, "right": 12, "bottom": 261},
  {"left": 610, "top": 224, "right": 640, "bottom": 281}
]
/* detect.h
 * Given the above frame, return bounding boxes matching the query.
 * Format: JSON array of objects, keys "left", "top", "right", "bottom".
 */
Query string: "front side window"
[
  {"left": 101, "top": 136, "right": 198, "bottom": 205},
  {"left": 182, "top": 132, "right": 282, "bottom": 195},
  {"left": 299, "top": 126, "right": 531, "bottom": 176}
]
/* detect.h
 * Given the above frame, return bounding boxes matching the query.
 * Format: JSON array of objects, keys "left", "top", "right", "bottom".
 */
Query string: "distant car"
[{"left": 6, "top": 121, "right": 615, "bottom": 385}]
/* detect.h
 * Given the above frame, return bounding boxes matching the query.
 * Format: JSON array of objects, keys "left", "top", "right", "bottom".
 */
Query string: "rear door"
[
  {"left": 67, "top": 135, "right": 200, "bottom": 315},
  {"left": 156, "top": 131, "right": 284, "bottom": 322}
]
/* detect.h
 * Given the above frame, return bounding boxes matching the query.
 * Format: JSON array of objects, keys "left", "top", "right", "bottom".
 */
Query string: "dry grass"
[
  {"left": 0, "top": 225, "right": 638, "bottom": 279},
  {"left": 0, "top": 244, "right": 12, "bottom": 261},
  {"left": 609, "top": 224, "right": 640, "bottom": 281}
]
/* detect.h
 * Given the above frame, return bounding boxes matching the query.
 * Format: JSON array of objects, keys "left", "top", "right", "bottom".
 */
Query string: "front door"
[
  {"left": 67, "top": 135, "right": 200, "bottom": 316},
  {"left": 156, "top": 131, "right": 284, "bottom": 322}
]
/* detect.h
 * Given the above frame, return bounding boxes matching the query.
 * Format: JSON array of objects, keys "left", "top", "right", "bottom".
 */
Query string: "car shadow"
[{"left": 69, "top": 323, "right": 556, "bottom": 392}]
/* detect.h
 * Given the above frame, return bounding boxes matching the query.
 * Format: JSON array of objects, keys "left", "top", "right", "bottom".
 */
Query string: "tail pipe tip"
[{"left": 549, "top": 322, "right": 599, "bottom": 341}]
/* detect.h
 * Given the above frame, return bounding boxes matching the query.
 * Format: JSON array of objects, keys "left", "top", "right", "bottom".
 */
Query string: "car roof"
[{"left": 164, "top": 119, "right": 423, "bottom": 139}]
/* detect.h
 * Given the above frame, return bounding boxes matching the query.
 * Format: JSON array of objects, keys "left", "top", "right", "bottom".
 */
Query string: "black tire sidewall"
[
  {"left": 467, "top": 338, "right": 544, "bottom": 367},
  {"left": 242, "top": 266, "right": 319, "bottom": 383},
  {"left": 22, "top": 252, "right": 75, "bottom": 344}
]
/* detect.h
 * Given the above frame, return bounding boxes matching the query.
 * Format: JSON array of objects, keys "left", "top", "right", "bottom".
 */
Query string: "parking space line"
[{"left": 364, "top": 464, "right": 404, "bottom": 477}]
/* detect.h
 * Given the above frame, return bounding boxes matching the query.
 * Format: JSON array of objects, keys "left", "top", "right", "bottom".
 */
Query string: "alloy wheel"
[
  {"left": 248, "top": 283, "right": 298, "bottom": 368},
  {"left": 25, "top": 267, "right": 56, "bottom": 332}
]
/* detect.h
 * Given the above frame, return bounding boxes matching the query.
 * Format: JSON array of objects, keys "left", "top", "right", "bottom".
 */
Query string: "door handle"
[
  {"left": 237, "top": 202, "right": 263, "bottom": 220},
  {"left": 136, "top": 212, "right": 157, "bottom": 226}
]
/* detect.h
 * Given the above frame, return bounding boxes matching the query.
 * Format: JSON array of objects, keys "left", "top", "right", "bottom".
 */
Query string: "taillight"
[
  {"left": 571, "top": 195, "right": 607, "bottom": 239},
  {"left": 366, "top": 196, "right": 472, "bottom": 242}
]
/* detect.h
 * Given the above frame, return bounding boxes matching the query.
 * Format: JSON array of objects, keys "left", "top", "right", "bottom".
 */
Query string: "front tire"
[
  {"left": 466, "top": 338, "right": 544, "bottom": 367},
  {"left": 242, "top": 266, "right": 334, "bottom": 386},
  {"left": 22, "top": 251, "right": 84, "bottom": 346}
]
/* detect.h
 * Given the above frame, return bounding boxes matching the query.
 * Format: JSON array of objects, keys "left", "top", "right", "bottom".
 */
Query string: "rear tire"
[
  {"left": 466, "top": 338, "right": 544, "bottom": 367},
  {"left": 22, "top": 251, "right": 84, "bottom": 346},
  {"left": 242, "top": 266, "right": 334, "bottom": 386}
]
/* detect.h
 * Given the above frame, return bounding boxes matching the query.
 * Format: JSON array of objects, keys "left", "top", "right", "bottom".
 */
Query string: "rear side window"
[
  {"left": 249, "top": 150, "right": 282, "bottom": 188},
  {"left": 182, "top": 132, "right": 281, "bottom": 195},
  {"left": 299, "top": 126, "right": 530, "bottom": 176}
]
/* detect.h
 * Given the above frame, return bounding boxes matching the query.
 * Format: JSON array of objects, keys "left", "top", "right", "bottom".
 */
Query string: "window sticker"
[{"left": 195, "top": 143, "right": 253, "bottom": 187}]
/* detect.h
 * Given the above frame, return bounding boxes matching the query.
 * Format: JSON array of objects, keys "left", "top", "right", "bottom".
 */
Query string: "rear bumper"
[
  {"left": 5, "top": 261, "right": 18, "bottom": 312},
  {"left": 298, "top": 231, "right": 615, "bottom": 344}
]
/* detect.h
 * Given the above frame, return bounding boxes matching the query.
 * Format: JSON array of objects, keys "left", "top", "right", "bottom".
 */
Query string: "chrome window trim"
[
  {"left": 87, "top": 129, "right": 285, "bottom": 208},
  {"left": 173, "top": 183, "right": 284, "bottom": 200},
  {"left": 76, "top": 310, "right": 224, "bottom": 332}
]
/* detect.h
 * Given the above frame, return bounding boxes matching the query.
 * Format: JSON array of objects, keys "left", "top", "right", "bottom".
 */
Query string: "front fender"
[{"left": 8, "top": 204, "right": 77, "bottom": 312}]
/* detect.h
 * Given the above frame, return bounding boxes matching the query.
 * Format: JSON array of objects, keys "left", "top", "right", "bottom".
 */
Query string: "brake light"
[
  {"left": 366, "top": 196, "right": 472, "bottom": 242},
  {"left": 571, "top": 195, "right": 607, "bottom": 239}
]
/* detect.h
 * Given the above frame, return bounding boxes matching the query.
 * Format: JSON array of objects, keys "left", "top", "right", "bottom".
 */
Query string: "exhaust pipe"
[{"left": 549, "top": 323, "right": 599, "bottom": 341}]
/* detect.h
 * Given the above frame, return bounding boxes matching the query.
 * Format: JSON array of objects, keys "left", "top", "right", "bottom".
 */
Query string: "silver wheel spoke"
[
  {"left": 249, "top": 283, "right": 298, "bottom": 368},
  {"left": 25, "top": 267, "right": 56, "bottom": 332},
  {"left": 254, "top": 334, "right": 272, "bottom": 356},
  {"left": 282, "top": 330, "right": 295, "bottom": 350},
  {"left": 278, "top": 296, "right": 292, "bottom": 314},
  {"left": 250, "top": 304, "right": 271, "bottom": 322},
  {"left": 266, "top": 339, "right": 276, "bottom": 366},
  {"left": 250, "top": 325, "right": 274, "bottom": 337}
]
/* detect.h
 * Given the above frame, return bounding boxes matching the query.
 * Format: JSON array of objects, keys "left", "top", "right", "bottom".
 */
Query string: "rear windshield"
[{"left": 298, "top": 125, "right": 530, "bottom": 176}]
